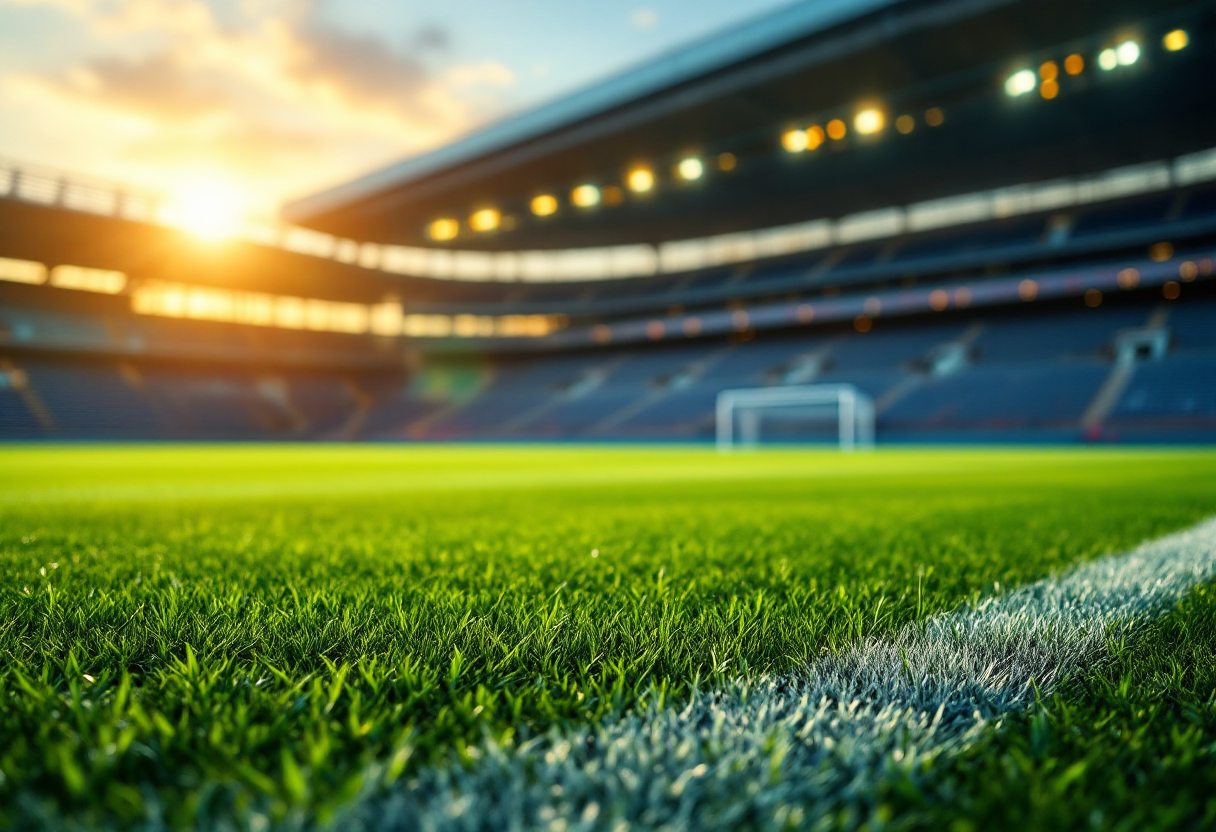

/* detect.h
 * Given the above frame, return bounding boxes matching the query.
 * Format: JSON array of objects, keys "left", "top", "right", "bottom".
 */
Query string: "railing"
[{"left": 0, "top": 159, "right": 163, "bottom": 223}]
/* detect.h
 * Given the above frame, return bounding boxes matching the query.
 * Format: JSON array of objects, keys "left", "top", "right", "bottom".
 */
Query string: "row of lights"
[
  {"left": 429, "top": 101, "right": 951, "bottom": 242},
  {"left": 428, "top": 100, "right": 931, "bottom": 239},
  {"left": 428, "top": 28, "right": 1193, "bottom": 243},
  {"left": 1005, "top": 29, "right": 1188, "bottom": 99},
  {"left": 427, "top": 152, "right": 738, "bottom": 241},
  {"left": 780, "top": 106, "right": 944, "bottom": 153}
]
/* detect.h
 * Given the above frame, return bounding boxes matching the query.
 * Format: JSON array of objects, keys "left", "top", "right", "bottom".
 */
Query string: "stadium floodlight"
[
  {"left": 854, "top": 108, "right": 885, "bottom": 135},
  {"left": 427, "top": 218, "right": 459, "bottom": 241},
  {"left": 627, "top": 167, "right": 655, "bottom": 193},
  {"left": 677, "top": 157, "right": 704, "bottom": 180},
  {"left": 1163, "top": 29, "right": 1188, "bottom": 51},
  {"left": 1005, "top": 69, "right": 1037, "bottom": 97},
  {"left": 571, "top": 184, "right": 601, "bottom": 207},
  {"left": 781, "top": 129, "right": 809, "bottom": 153},
  {"left": 469, "top": 208, "right": 500, "bottom": 232},
  {"left": 1116, "top": 40, "right": 1140, "bottom": 65},
  {"left": 530, "top": 194, "right": 558, "bottom": 216},
  {"left": 716, "top": 384, "right": 875, "bottom": 452},
  {"left": 856, "top": 108, "right": 885, "bottom": 133}
]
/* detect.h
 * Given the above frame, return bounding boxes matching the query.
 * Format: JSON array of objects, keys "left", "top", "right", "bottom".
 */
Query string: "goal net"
[{"left": 715, "top": 384, "right": 875, "bottom": 451}]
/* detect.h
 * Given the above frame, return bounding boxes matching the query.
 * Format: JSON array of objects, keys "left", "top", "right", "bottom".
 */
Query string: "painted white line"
[{"left": 336, "top": 518, "right": 1216, "bottom": 832}]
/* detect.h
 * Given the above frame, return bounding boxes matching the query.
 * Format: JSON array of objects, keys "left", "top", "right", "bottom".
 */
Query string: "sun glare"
[{"left": 163, "top": 180, "right": 246, "bottom": 241}]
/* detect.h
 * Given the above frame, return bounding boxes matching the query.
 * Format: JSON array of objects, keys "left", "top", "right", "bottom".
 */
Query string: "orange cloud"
[{"left": 0, "top": 0, "right": 515, "bottom": 214}]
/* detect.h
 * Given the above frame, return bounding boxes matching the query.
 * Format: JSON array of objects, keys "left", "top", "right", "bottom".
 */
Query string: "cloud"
[
  {"left": 72, "top": 52, "right": 223, "bottom": 117},
  {"left": 0, "top": 0, "right": 515, "bottom": 213},
  {"left": 293, "top": 24, "right": 430, "bottom": 108}
]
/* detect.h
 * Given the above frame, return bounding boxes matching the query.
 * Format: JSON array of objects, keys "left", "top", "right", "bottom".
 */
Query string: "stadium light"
[
  {"left": 677, "top": 157, "right": 704, "bottom": 181},
  {"left": 1005, "top": 69, "right": 1037, "bottom": 97},
  {"left": 427, "top": 218, "right": 459, "bottom": 241},
  {"left": 530, "top": 194, "right": 558, "bottom": 216},
  {"left": 1163, "top": 29, "right": 1188, "bottom": 51},
  {"left": 1116, "top": 40, "right": 1140, "bottom": 65},
  {"left": 627, "top": 167, "right": 655, "bottom": 193},
  {"left": 571, "top": 184, "right": 601, "bottom": 207},
  {"left": 1098, "top": 48, "right": 1118, "bottom": 70},
  {"left": 781, "top": 129, "right": 809, "bottom": 153},
  {"left": 469, "top": 208, "right": 500, "bottom": 232},
  {"left": 853, "top": 108, "right": 885, "bottom": 135}
]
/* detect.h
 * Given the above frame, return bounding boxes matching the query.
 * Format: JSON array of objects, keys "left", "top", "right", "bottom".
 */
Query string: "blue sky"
[{"left": 0, "top": 0, "right": 795, "bottom": 213}]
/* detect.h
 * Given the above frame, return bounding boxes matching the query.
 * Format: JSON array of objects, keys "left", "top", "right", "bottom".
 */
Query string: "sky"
[{"left": 0, "top": 0, "right": 796, "bottom": 217}]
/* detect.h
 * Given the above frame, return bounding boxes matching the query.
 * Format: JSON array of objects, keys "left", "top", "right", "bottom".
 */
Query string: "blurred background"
[{"left": 0, "top": 0, "right": 1213, "bottom": 444}]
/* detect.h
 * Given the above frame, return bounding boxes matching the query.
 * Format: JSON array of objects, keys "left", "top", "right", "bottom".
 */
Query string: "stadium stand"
[{"left": 0, "top": 0, "right": 1213, "bottom": 443}]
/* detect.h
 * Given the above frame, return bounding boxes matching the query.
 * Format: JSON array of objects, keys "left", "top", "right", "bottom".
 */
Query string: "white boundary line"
[{"left": 335, "top": 518, "right": 1216, "bottom": 831}]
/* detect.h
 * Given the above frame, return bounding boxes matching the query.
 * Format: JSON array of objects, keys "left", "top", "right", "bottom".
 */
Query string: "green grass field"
[{"left": 1, "top": 445, "right": 1214, "bottom": 830}]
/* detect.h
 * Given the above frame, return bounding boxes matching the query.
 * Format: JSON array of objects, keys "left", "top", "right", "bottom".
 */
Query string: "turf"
[
  {"left": 887, "top": 580, "right": 1216, "bottom": 832},
  {"left": 0, "top": 445, "right": 1213, "bottom": 830}
]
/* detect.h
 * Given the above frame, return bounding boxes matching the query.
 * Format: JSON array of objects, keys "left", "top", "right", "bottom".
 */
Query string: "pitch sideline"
[{"left": 335, "top": 518, "right": 1216, "bottom": 832}]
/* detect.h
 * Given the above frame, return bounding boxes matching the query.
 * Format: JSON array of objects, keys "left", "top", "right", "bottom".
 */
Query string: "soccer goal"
[{"left": 715, "top": 384, "right": 875, "bottom": 451}]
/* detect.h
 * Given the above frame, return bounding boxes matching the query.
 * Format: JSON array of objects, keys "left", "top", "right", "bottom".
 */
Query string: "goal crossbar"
[{"left": 715, "top": 384, "right": 875, "bottom": 451}]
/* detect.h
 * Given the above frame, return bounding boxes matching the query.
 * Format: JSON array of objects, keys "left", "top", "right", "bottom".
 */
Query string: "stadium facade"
[{"left": 0, "top": 0, "right": 1213, "bottom": 442}]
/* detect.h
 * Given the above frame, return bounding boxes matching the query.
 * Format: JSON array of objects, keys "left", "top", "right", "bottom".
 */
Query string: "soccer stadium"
[{"left": 0, "top": 0, "right": 1214, "bottom": 829}]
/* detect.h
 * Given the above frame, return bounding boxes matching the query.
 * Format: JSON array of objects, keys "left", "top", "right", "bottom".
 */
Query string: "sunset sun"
[{"left": 161, "top": 178, "right": 246, "bottom": 241}]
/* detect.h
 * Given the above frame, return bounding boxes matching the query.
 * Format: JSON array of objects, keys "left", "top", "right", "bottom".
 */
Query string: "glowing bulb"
[
  {"left": 1064, "top": 54, "right": 1084, "bottom": 75},
  {"left": 469, "top": 208, "right": 500, "bottom": 232},
  {"left": 163, "top": 179, "right": 244, "bottom": 240},
  {"left": 781, "top": 129, "right": 809, "bottom": 153},
  {"left": 627, "top": 167, "right": 655, "bottom": 193},
  {"left": 427, "top": 218, "right": 459, "bottom": 241},
  {"left": 571, "top": 184, "right": 600, "bottom": 208},
  {"left": 827, "top": 119, "right": 847, "bottom": 140},
  {"left": 853, "top": 108, "right": 885, "bottom": 135},
  {"left": 1116, "top": 40, "right": 1140, "bottom": 65},
  {"left": 1005, "top": 69, "right": 1037, "bottom": 97},
  {"left": 677, "top": 157, "right": 704, "bottom": 180},
  {"left": 1098, "top": 48, "right": 1118, "bottom": 70},
  {"left": 1163, "top": 29, "right": 1188, "bottom": 51},
  {"left": 805, "top": 125, "right": 825, "bottom": 149},
  {"left": 530, "top": 194, "right": 558, "bottom": 216}
]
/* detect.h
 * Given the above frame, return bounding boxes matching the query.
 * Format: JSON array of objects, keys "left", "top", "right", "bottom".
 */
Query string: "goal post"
[{"left": 715, "top": 384, "right": 875, "bottom": 451}]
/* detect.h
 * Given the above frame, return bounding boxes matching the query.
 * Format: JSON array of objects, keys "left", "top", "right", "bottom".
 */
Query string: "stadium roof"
[
  {"left": 285, "top": 0, "right": 1212, "bottom": 251},
  {"left": 284, "top": 0, "right": 904, "bottom": 223}
]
